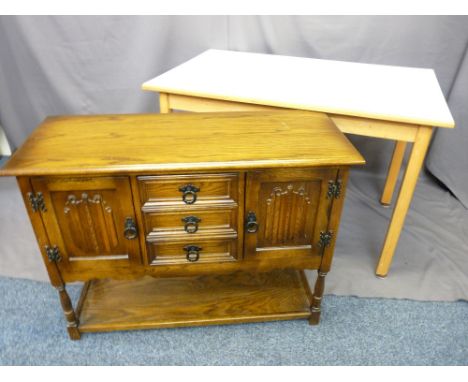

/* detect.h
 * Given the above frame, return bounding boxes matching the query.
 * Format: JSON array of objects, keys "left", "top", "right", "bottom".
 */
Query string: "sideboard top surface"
[{"left": 1, "top": 110, "right": 365, "bottom": 176}]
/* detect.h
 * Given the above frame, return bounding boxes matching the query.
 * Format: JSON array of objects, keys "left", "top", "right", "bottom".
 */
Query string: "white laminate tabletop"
[{"left": 142, "top": 49, "right": 455, "bottom": 128}]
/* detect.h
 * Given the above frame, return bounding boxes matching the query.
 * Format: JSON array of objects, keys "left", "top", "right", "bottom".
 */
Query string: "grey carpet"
[{"left": 0, "top": 276, "right": 467, "bottom": 365}]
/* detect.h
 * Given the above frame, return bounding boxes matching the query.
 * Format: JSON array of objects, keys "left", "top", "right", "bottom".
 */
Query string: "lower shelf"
[{"left": 77, "top": 269, "right": 313, "bottom": 333}]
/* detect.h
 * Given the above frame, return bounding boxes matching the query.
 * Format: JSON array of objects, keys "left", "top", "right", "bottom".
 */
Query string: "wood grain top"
[
  {"left": 0, "top": 111, "right": 364, "bottom": 177},
  {"left": 142, "top": 49, "right": 455, "bottom": 128}
]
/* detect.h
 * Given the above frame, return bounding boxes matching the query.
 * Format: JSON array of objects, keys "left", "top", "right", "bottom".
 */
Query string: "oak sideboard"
[{"left": 1, "top": 110, "right": 364, "bottom": 339}]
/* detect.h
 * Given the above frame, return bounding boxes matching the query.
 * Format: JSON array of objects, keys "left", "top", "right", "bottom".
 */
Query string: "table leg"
[
  {"left": 159, "top": 92, "right": 170, "bottom": 113},
  {"left": 376, "top": 126, "right": 433, "bottom": 277},
  {"left": 380, "top": 140, "right": 407, "bottom": 206}
]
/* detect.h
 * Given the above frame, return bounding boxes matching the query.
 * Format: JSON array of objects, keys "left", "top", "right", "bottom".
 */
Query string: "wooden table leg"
[
  {"left": 159, "top": 92, "right": 170, "bottom": 113},
  {"left": 376, "top": 126, "right": 433, "bottom": 277},
  {"left": 380, "top": 140, "right": 407, "bottom": 206}
]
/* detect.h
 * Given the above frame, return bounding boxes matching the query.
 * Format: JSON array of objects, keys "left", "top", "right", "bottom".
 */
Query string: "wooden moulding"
[{"left": 77, "top": 269, "right": 313, "bottom": 333}]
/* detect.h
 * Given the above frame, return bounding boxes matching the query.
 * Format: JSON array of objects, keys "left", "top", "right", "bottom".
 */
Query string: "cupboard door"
[
  {"left": 244, "top": 168, "right": 336, "bottom": 260},
  {"left": 31, "top": 176, "right": 141, "bottom": 272}
]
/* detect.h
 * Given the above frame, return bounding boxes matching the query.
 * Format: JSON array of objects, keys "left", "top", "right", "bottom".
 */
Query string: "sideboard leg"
[
  {"left": 55, "top": 285, "right": 81, "bottom": 340},
  {"left": 309, "top": 271, "right": 327, "bottom": 325}
]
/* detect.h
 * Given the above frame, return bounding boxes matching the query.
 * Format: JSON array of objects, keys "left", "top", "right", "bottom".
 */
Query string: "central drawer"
[
  {"left": 147, "top": 237, "right": 238, "bottom": 265},
  {"left": 144, "top": 205, "right": 238, "bottom": 239},
  {"left": 138, "top": 173, "right": 239, "bottom": 207}
]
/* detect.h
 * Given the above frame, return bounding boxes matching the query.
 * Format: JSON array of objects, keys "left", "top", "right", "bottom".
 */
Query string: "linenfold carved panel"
[
  {"left": 259, "top": 181, "right": 320, "bottom": 247},
  {"left": 30, "top": 176, "right": 139, "bottom": 269},
  {"left": 58, "top": 192, "right": 120, "bottom": 257}
]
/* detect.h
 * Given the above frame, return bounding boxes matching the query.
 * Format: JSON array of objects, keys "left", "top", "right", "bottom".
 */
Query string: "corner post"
[
  {"left": 55, "top": 283, "right": 81, "bottom": 340},
  {"left": 309, "top": 271, "right": 327, "bottom": 325}
]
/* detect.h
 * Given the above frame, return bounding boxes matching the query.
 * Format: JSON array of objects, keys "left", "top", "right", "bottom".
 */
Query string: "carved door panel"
[
  {"left": 31, "top": 176, "right": 141, "bottom": 271},
  {"left": 244, "top": 168, "right": 337, "bottom": 260}
]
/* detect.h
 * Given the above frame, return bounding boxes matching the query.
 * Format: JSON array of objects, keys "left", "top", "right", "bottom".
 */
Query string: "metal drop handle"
[
  {"left": 245, "top": 211, "right": 259, "bottom": 233},
  {"left": 179, "top": 184, "right": 200, "bottom": 204},
  {"left": 184, "top": 245, "right": 202, "bottom": 262},
  {"left": 182, "top": 216, "right": 201, "bottom": 233},
  {"left": 124, "top": 217, "right": 138, "bottom": 240}
]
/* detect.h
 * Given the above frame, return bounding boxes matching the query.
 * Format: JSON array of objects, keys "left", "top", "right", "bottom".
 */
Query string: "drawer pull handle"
[
  {"left": 182, "top": 216, "right": 202, "bottom": 233},
  {"left": 179, "top": 184, "right": 200, "bottom": 204},
  {"left": 184, "top": 245, "right": 202, "bottom": 262},
  {"left": 245, "top": 211, "right": 259, "bottom": 233},
  {"left": 124, "top": 217, "right": 138, "bottom": 240}
]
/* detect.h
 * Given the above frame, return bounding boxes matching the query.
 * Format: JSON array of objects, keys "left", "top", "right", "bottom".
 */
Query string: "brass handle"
[
  {"left": 179, "top": 184, "right": 200, "bottom": 204},
  {"left": 182, "top": 216, "right": 201, "bottom": 234},
  {"left": 184, "top": 245, "right": 202, "bottom": 262},
  {"left": 245, "top": 211, "right": 259, "bottom": 233},
  {"left": 124, "top": 217, "right": 138, "bottom": 240}
]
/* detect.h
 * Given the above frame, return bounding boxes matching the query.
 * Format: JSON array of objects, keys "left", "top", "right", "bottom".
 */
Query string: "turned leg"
[
  {"left": 309, "top": 270, "right": 327, "bottom": 325},
  {"left": 380, "top": 140, "right": 407, "bottom": 206},
  {"left": 55, "top": 284, "right": 81, "bottom": 340}
]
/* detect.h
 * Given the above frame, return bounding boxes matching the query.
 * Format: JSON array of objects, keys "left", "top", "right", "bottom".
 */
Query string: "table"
[{"left": 142, "top": 49, "right": 455, "bottom": 277}]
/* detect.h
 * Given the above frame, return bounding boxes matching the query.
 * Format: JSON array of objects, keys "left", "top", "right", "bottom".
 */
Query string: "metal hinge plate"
[
  {"left": 327, "top": 179, "right": 342, "bottom": 199},
  {"left": 28, "top": 192, "right": 46, "bottom": 212},
  {"left": 318, "top": 231, "right": 333, "bottom": 248},
  {"left": 45, "top": 245, "right": 61, "bottom": 262}
]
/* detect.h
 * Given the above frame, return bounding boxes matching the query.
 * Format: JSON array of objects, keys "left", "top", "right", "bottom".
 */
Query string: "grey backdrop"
[
  {"left": 1, "top": 16, "right": 467, "bottom": 205},
  {"left": 0, "top": 16, "right": 467, "bottom": 301}
]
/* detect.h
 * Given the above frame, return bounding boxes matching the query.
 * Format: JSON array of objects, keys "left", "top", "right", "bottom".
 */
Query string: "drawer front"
[
  {"left": 147, "top": 238, "right": 238, "bottom": 265},
  {"left": 138, "top": 173, "right": 239, "bottom": 207},
  {"left": 144, "top": 206, "right": 237, "bottom": 238}
]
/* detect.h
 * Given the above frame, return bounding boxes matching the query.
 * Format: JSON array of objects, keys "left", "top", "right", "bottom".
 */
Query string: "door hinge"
[
  {"left": 27, "top": 192, "right": 46, "bottom": 212},
  {"left": 45, "top": 245, "right": 61, "bottom": 263},
  {"left": 318, "top": 231, "right": 333, "bottom": 248},
  {"left": 327, "top": 179, "right": 342, "bottom": 199}
]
